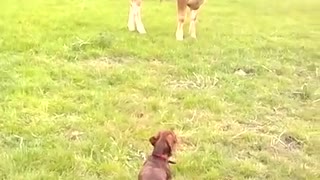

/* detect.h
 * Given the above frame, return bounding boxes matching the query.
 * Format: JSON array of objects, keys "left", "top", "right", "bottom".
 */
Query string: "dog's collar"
[
  {"left": 152, "top": 154, "right": 168, "bottom": 161},
  {"left": 152, "top": 154, "right": 176, "bottom": 164}
]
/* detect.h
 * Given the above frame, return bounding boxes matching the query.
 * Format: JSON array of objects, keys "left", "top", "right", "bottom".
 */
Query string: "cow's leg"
[
  {"left": 128, "top": 0, "right": 136, "bottom": 31},
  {"left": 176, "top": 0, "right": 187, "bottom": 41},
  {"left": 128, "top": 0, "right": 146, "bottom": 34},
  {"left": 134, "top": 0, "right": 146, "bottom": 34},
  {"left": 189, "top": 9, "right": 198, "bottom": 39}
]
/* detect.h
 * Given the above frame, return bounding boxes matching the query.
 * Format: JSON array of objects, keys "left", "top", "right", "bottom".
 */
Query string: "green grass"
[{"left": 0, "top": 0, "right": 319, "bottom": 179}]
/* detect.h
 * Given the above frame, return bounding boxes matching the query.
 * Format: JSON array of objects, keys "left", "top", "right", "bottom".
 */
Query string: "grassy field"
[{"left": 0, "top": 0, "right": 319, "bottom": 179}]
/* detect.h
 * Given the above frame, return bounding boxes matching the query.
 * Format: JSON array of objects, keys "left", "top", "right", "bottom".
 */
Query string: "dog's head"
[{"left": 149, "top": 130, "right": 177, "bottom": 158}]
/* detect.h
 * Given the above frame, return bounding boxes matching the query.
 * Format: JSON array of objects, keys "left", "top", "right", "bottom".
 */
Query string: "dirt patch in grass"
[{"left": 280, "top": 133, "right": 304, "bottom": 150}]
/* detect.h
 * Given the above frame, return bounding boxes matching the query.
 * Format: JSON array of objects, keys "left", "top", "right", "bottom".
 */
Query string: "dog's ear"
[
  {"left": 149, "top": 132, "right": 161, "bottom": 146},
  {"left": 165, "top": 132, "right": 177, "bottom": 153}
]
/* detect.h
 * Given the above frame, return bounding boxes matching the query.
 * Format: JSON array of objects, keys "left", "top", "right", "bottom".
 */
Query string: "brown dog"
[{"left": 138, "top": 130, "right": 178, "bottom": 180}]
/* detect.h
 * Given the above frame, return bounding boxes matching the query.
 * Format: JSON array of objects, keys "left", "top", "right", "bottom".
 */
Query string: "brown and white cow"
[{"left": 127, "top": 0, "right": 205, "bottom": 41}]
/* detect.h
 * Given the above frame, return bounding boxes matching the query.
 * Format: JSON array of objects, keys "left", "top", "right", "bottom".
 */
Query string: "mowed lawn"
[{"left": 0, "top": 0, "right": 319, "bottom": 179}]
